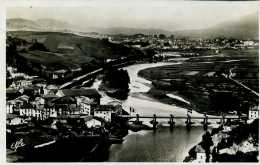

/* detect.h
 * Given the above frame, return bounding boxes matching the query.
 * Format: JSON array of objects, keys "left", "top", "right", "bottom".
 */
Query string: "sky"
[{"left": 6, "top": 1, "right": 259, "bottom": 31}]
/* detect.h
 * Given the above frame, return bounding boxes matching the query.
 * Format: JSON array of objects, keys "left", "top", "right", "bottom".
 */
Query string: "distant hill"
[
  {"left": 7, "top": 18, "right": 73, "bottom": 32},
  {"left": 93, "top": 27, "right": 173, "bottom": 36},
  {"left": 173, "top": 12, "right": 258, "bottom": 40},
  {"left": 7, "top": 18, "right": 41, "bottom": 31}
]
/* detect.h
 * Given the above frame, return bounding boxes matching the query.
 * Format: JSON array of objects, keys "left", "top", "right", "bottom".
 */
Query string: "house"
[
  {"left": 52, "top": 69, "right": 67, "bottom": 79},
  {"left": 76, "top": 96, "right": 100, "bottom": 115},
  {"left": 222, "top": 126, "right": 232, "bottom": 133},
  {"left": 6, "top": 100, "right": 15, "bottom": 114},
  {"left": 42, "top": 107, "right": 57, "bottom": 118},
  {"left": 21, "top": 86, "right": 41, "bottom": 96},
  {"left": 6, "top": 95, "right": 30, "bottom": 114},
  {"left": 48, "top": 96, "right": 77, "bottom": 116},
  {"left": 16, "top": 79, "right": 32, "bottom": 87},
  {"left": 6, "top": 114, "right": 27, "bottom": 125},
  {"left": 32, "top": 97, "right": 45, "bottom": 109},
  {"left": 195, "top": 145, "right": 206, "bottom": 163},
  {"left": 248, "top": 106, "right": 259, "bottom": 120},
  {"left": 19, "top": 105, "right": 42, "bottom": 119},
  {"left": 93, "top": 105, "right": 120, "bottom": 122},
  {"left": 46, "top": 85, "right": 58, "bottom": 95},
  {"left": 77, "top": 101, "right": 91, "bottom": 115},
  {"left": 85, "top": 117, "right": 102, "bottom": 128}
]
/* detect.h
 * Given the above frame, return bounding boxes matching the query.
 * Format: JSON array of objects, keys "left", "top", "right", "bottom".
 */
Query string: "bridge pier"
[
  {"left": 150, "top": 114, "right": 158, "bottom": 130},
  {"left": 220, "top": 114, "right": 225, "bottom": 126},
  {"left": 185, "top": 115, "right": 192, "bottom": 129},
  {"left": 134, "top": 114, "right": 142, "bottom": 125},
  {"left": 203, "top": 113, "right": 208, "bottom": 130},
  {"left": 168, "top": 114, "right": 175, "bottom": 130}
]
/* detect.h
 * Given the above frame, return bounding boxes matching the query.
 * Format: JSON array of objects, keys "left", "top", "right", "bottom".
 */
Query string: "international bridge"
[{"left": 116, "top": 113, "right": 247, "bottom": 130}]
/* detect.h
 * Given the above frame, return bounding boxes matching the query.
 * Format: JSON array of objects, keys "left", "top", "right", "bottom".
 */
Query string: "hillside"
[
  {"left": 7, "top": 31, "right": 144, "bottom": 70},
  {"left": 174, "top": 12, "right": 258, "bottom": 40}
]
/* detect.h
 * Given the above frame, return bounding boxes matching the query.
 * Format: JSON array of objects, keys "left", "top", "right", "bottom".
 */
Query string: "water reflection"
[{"left": 108, "top": 126, "right": 206, "bottom": 162}]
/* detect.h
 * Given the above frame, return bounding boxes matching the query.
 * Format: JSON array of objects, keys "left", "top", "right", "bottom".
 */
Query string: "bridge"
[{"left": 117, "top": 113, "right": 247, "bottom": 130}]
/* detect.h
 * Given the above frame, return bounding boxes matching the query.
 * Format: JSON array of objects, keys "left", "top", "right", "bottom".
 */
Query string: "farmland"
[{"left": 138, "top": 49, "right": 259, "bottom": 115}]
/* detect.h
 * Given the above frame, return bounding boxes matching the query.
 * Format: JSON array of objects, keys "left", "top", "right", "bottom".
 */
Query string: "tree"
[{"left": 159, "top": 34, "right": 166, "bottom": 39}]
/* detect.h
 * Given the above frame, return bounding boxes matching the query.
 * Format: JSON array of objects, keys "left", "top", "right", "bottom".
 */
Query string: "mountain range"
[
  {"left": 7, "top": 18, "right": 72, "bottom": 32},
  {"left": 7, "top": 12, "right": 258, "bottom": 39}
]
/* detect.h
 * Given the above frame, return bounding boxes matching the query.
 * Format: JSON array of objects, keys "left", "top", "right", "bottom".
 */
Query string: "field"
[{"left": 138, "top": 49, "right": 259, "bottom": 115}]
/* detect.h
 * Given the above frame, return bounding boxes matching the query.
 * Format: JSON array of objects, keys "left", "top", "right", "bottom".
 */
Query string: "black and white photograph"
[{"left": 4, "top": 0, "right": 260, "bottom": 163}]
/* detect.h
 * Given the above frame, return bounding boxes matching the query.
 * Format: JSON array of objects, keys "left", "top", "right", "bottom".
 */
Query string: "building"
[
  {"left": 93, "top": 105, "right": 121, "bottom": 122},
  {"left": 248, "top": 106, "right": 259, "bottom": 120},
  {"left": 7, "top": 114, "right": 27, "bottom": 125},
  {"left": 78, "top": 102, "right": 91, "bottom": 115},
  {"left": 195, "top": 145, "right": 206, "bottom": 163},
  {"left": 6, "top": 100, "right": 15, "bottom": 114},
  {"left": 32, "top": 97, "right": 45, "bottom": 109},
  {"left": 15, "top": 80, "right": 32, "bottom": 87},
  {"left": 46, "top": 85, "right": 59, "bottom": 95},
  {"left": 52, "top": 69, "right": 67, "bottom": 79},
  {"left": 48, "top": 96, "right": 77, "bottom": 116},
  {"left": 85, "top": 117, "right": 102, "bottom": 128},
  {"left": 19, "top": 105, "right": 42, "bottom": 119}
]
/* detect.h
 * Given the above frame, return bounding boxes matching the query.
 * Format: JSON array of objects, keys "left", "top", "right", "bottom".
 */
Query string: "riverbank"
[
  {"left": 138, "top": 49, "right": 259, "bottom": 115},
  {"left": 184, "top": 119, "right": 259, "bottom": 162},
  {"left": 91, "top": 62, "right": 208, "bottom": 162}
]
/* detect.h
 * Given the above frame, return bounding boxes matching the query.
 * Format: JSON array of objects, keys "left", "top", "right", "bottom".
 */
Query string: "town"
[{"left": 6, "top": 30, "right": 259, "bottom": 162}]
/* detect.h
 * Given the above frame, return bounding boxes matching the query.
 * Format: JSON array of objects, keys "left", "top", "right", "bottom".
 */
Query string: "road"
[{"left": 228, "top": 67, "right": 259, "bottom": 97}]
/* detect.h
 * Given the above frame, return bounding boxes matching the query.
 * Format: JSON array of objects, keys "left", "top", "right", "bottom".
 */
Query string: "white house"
[
  {"left": 16, "top": 80, "right": 32, "bottom": 87},
  {"left": 76, "top": 96, "right": 93, "bottom": 115},
  {"left": 7, "top": 114, "right": 27, "bottom": 125},
  {"left": 94, "top": 110, "right": 112, "bottom": 122},
  {"left": 222, "top": 126, "right": 232, "bottom": 133},
  {"left": 32, "top": 97, "right": 45, "bottom": 109},
  {"left": 19, "top": 107, "right": 41, "bottom": 119},
  {"left": 248, "top": 106, "right": 259, "bottom": 120},
  {"left": 93, "top": 105, "right": 119, "bottom": 122},
  {"left": 49, "top": 108, "right": 58, "bottom": 118},
  {"left": 79, "top": 102, "right": 91, "bottom": 115},
  {"left": 195, "top": 145, "right": 206, "bottom": 163},
  {"left": 85, "top": 118, "right": 102, "bottom": 128},
  {"left": 6, "top": 100, "right": 15, "bottom": 114}
]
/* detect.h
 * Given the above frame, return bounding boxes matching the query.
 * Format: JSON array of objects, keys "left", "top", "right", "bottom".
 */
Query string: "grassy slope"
[{"left": 8, "top": 31, "right": 143, "bottom": 69}]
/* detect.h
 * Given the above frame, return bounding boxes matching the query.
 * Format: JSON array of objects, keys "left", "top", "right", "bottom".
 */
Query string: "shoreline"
[{"left": 183, "top": 119, "right": 259, "bottom": 162}]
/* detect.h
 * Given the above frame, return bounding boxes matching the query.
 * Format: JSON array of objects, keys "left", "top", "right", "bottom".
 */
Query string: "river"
[{"left": 90, "top": 61, "right": 209, "bottom": 162}]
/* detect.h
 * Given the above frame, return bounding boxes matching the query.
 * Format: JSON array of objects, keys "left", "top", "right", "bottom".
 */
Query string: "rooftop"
[{"left": 58, "top": 88, "right": 101, "bottom": 98}]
